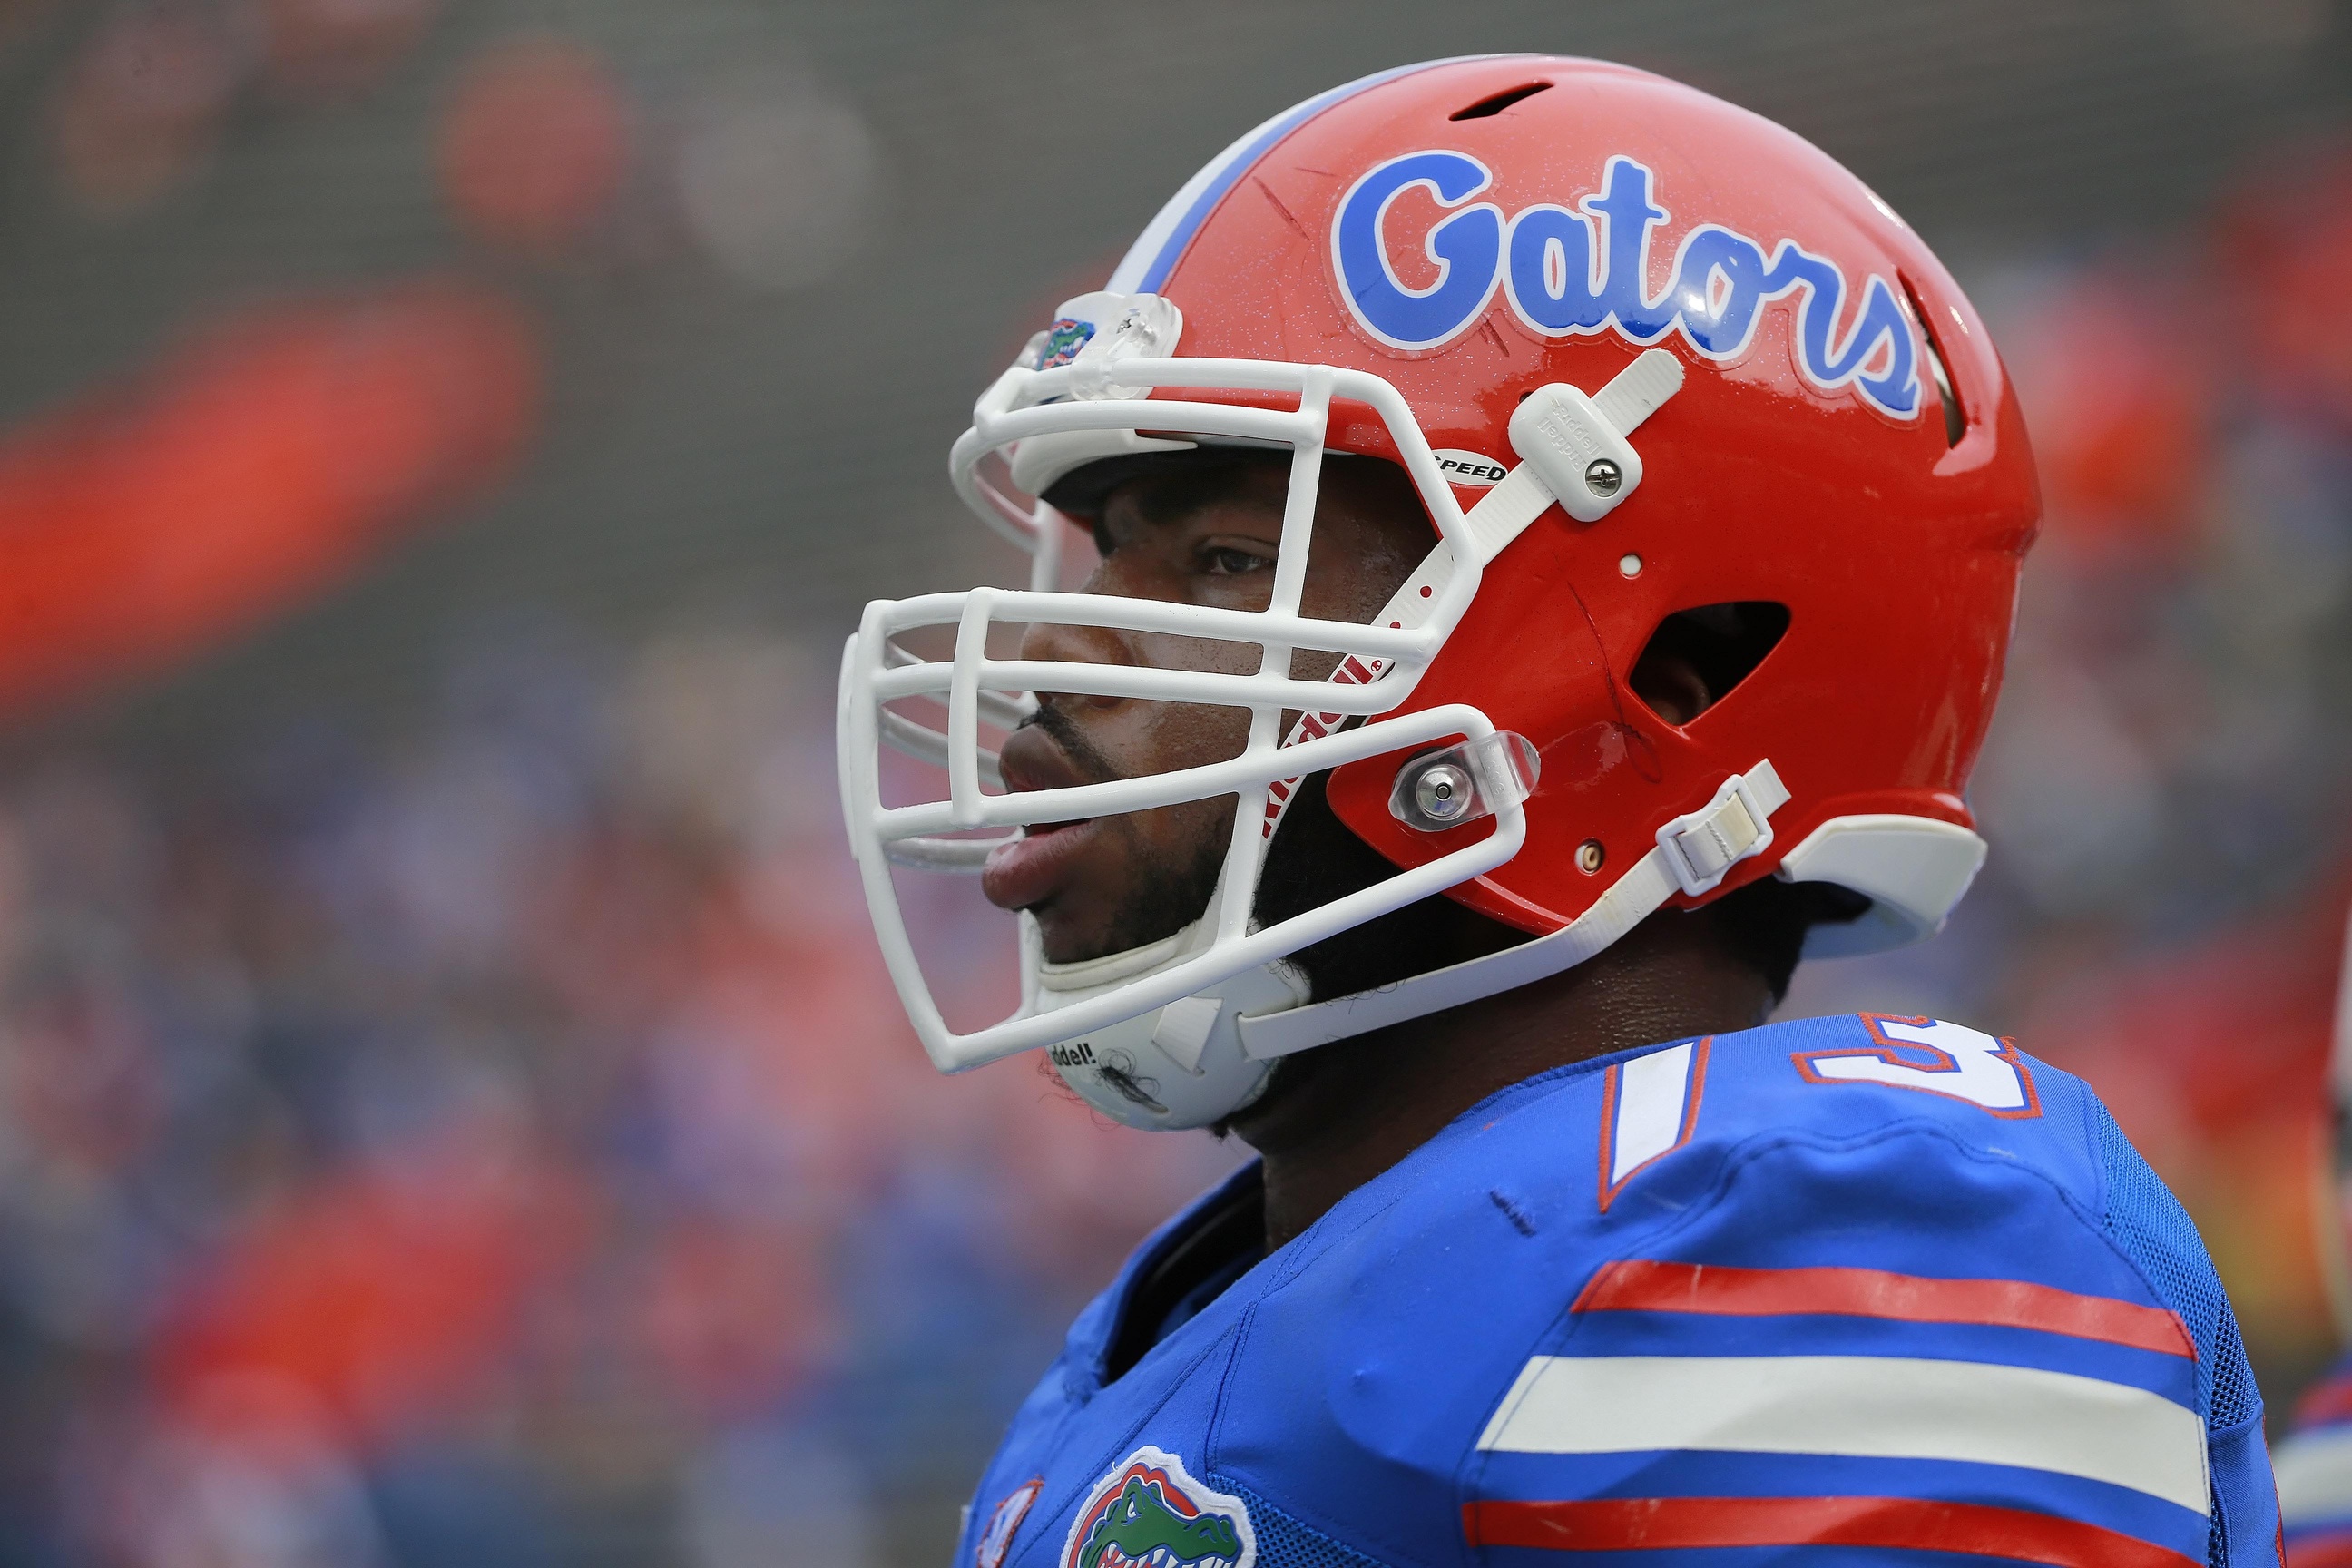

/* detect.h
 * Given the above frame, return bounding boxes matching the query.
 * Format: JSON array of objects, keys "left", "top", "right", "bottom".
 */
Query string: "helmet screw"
[
  {"left": 1576, "top": 838, "right": 1605, "bottom": 874},
  {"left": 1412, "top": 763, "right": 1474, "bottom": 826},
  {"left": 1583, "top": 457, "right": 1622, "bottom": 496}
]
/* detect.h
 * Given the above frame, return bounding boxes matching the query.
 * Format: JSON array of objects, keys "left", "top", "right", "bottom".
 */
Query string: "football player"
[{"left": 838, "top": 55, "right": 2280, "bottom": 1568}]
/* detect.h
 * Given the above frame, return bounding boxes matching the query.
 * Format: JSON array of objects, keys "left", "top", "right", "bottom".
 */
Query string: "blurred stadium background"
[{"left": 1, "top": 0, "right": 2350, "bottom": 1563}]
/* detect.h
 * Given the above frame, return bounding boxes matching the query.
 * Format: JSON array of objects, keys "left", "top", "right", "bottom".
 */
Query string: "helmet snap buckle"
[
  {"left": 1507, "top": 369, "right": 1667, "bottom": 523},
  {"left": 1655, "top": 761, "right": 1790, "bottom": 897}
]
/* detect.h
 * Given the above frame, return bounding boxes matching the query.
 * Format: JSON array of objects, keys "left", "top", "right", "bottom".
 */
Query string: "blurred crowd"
[{"left": 0, "top": 624, "right": 1241, "bottom": 1565}]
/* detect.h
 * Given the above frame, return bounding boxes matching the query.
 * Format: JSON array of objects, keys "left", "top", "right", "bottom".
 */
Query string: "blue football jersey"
[
  {"left": 956, "top": 1014, "right": 2279, "bottom": 1568},
  {"left": 2274, "top": 1352, "right": 2352, "bottom": 1564}
]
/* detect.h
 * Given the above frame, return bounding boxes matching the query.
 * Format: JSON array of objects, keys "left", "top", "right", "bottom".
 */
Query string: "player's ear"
[
  {"left": 1630, "top": 649, "right": 1711, "bottom": 726},
  {"left": 1628, "top": 602, "right": 1791, "bottom": 727}
]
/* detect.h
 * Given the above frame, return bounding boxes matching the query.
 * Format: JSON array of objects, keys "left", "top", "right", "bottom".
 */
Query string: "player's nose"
[{"left": 1016, "top": 615, "right": 1132, "bottom": 711}]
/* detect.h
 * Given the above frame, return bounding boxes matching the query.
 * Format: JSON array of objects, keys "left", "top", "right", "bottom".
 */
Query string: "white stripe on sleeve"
[
  {"left": 1476, "top": 1354, "right": 2210, "bottom": 1516},
  {"left": 1610, "top": 1043, "right": 1694, "bottom": 1187}
]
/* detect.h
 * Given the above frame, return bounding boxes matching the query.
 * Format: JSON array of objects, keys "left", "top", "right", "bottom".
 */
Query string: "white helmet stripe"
[{"left": 1107, "top": 56, "right": 1514, "bottom": 296}]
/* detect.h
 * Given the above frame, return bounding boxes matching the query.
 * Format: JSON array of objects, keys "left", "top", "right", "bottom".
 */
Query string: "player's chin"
[
  {"left": 1048, "top": 839, "right": 1233, "bottom": 965},
  {"left": 1025, "top": 893, "right": 1119, "bottom": 966},
  {"left": 991, "top": 828, "right": 1150, "bottom": 962}
]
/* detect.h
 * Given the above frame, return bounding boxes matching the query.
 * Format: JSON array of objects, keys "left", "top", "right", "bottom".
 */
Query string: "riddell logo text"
[{"left": 1051, "top": 1042, "right": 1097, "bottom": 1068}]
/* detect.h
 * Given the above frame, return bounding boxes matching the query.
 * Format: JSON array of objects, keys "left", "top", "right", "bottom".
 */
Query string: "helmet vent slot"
[
  {"left": 1450, "top": 81, "right": 1553, "bottom": 120},
  {"left": 1630, "top": 602, "right": 1790, "bottom": 727},
  {"left": 1902, "top": 275, "right": 1966, "bottom": 448}
]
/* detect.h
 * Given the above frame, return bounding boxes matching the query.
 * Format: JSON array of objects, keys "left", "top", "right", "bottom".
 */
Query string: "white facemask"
[{"left": 834, "top": 292, "right": 1805, "bottom": 1130}]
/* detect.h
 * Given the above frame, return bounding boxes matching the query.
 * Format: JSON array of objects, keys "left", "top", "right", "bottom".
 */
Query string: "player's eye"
[{"left": 1200, "top": 544, "right": 1275, "bottom": 576}]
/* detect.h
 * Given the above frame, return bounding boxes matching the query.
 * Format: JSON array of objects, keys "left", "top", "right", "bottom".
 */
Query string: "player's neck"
[{"left": 1225, "top": 914, "right": 1776, "bottom": 1251}]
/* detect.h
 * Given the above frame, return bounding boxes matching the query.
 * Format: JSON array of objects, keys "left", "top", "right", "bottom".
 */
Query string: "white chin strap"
[
  {"left": 1036, "top": 763, "right": 1789, "bottom": 1131},
  {"left": 1239, "top": 764, "right": 1789, "bottom": 1060},
  {"left": 1029, "top": 871, "right": 1308, "bottom": 1132}
]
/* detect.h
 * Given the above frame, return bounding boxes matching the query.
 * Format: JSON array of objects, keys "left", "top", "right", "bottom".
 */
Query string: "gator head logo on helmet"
[
  {"left": 1061, "top": 1448, "right": 1256, "bottom": 1568},
  {"left": 1032, "top": 316, "right": 1096, "bottom": 369}
]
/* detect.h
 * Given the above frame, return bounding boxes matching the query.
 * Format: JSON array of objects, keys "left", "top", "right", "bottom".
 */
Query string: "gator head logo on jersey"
[{"left": 1061, "top": 1447, "right": 1256, "bottom": 1568}]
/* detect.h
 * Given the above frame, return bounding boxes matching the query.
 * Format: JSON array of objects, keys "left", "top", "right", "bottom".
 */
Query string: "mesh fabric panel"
[
  {"left": 2091, "top": 1098, "right": 2259, "bottom": 1567},
  {"left": 1223, "top": 1480, "right": 1390, "bottom": 1568}
]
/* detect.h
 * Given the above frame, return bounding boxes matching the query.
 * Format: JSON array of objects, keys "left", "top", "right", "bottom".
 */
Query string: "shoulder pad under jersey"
[{"left": 956, "top": 1014, "right": 2279, "bottom": 1568}]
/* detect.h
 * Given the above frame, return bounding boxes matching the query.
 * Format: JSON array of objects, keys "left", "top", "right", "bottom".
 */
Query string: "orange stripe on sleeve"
[
  {"left": 1571, "top": 1259, "right": 2194, "bottom": 1358},
  {"left": 1464, "top": 1496, "right": 2200, "bottom": 1568}
]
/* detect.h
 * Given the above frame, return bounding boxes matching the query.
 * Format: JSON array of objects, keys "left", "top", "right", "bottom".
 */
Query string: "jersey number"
[{"left": 1793, "top": 1014, "right": 2040, "bottom": 1118}]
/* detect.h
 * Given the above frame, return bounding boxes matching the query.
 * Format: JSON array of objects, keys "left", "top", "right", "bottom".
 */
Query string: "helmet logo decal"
[
  {"left": 1061, "top": 1447, "right": 1256, "bottom": 1568},
  {"left": 1332, "top": 150, "right": 1920, "bottom": 419},
  {"left": 1430, "top": 448, "right": 1509, "bottom": 486},
  {"left": 1034, "top": 316, "right": 1098, "bottom": 369},
  {"left": 1328, "top": 151, "right": 1506, "bottom": 354}
]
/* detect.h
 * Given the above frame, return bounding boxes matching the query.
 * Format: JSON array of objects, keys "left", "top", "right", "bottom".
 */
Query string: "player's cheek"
[
  {"left": 1121, "top": 793, "right": 1240, "bottom": 877},
  {"left": 1140, "top": 626, "right": 1265, "bottom": 677},
  {"left": 1134, "top": 699, "right": 1255, "bottom": 779},
  {"left": 1299, "top": 508, "right": 1422, "bottom": 625}
]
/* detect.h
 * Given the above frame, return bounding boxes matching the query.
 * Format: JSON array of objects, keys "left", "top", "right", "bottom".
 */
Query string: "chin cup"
[
  {"left": 1388, "top": 732, "right": 1539, "bottom": 834},
  {"left": 1042, "top": 960, "right": 1308, "bottom": 1132}
]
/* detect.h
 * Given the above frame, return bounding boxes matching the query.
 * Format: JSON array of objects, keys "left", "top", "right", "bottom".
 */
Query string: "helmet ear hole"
[{"left": 1629, "top": 602, "right": 1791, "bottom": 727}]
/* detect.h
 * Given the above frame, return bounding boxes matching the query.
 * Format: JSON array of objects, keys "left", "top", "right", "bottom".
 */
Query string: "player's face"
[{"left": 981, "top": 457, "right": 1430, "bottom": 963}]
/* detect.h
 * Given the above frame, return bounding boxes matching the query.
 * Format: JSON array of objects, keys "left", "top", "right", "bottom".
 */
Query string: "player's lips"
[
  {"left": 980, "top": 818, "right": 1099, "bottom": 912},
  {"left": 980, "top": 721, "right": 1108, "bottom": 912}
]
